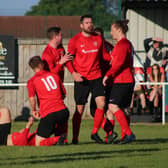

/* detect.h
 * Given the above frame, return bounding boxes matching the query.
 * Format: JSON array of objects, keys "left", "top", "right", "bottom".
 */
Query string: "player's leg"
[
  {"left": 108, "top": 83, "right": 135, "bottom": 144},
  {"left": 35, "top": 113, "right": 55, "bottom": 146},
  {"left": 103, "top": 86, "right": 117, "bottom": 143},
  {"left": 90, "top": 78, "right": 105, "bottom": 143},
  {"left": 54, "top": 122, "right": 68, "bottom": 144},
  {"left": 0, "top": 108, "right": 11, "bottom": 146},
  {"left": 72, "top": 81, "right": 90, "bottom": 144},
  {"left": 90, "top": 95, "right": 97, "bottom": 117},
  {"left": 36, "top": 109, "right": 69, "bottom": 146}
]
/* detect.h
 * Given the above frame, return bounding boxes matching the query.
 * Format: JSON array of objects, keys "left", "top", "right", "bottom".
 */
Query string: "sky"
[{"left": 0, "top": 0, "right": 40, "bottom": 16}]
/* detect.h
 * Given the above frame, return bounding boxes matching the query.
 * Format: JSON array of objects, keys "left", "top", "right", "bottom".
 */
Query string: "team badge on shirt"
[
  {"left": 80, "top": 44, "right": 85, "bottom": 48},
  {"left": 93, "top": 41, "right": 98, "bottom": 46}
]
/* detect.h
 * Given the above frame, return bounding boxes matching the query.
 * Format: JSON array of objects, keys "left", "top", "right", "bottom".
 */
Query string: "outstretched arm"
[{"left": 144, "top": 38, "right": 152, "bottom": 53}]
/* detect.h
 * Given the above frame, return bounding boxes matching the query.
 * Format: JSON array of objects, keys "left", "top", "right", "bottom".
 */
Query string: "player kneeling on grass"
[
  {"left": 27, "top": 56, "right": 69, "bottom": 146},
  {"left": 0, "top": 108, "right": 66, "bottom": 146}
]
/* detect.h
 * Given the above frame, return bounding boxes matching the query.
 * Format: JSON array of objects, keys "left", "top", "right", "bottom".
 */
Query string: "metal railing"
[
  {"left": 0, "top": 81, "right": 167, "bottom": 124},
  {"left": 137, "top": 82, "right": 168, "bottom": 125}
]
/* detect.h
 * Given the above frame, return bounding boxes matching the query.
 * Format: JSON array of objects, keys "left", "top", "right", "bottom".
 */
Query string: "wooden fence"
[{"left": 0, "top": 38, "right": 92, "bottom": 120}]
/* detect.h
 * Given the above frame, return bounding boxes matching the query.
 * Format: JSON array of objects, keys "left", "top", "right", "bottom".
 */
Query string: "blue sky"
[{"left": 0, "top": 0, "right": 40, "bottom": 16}]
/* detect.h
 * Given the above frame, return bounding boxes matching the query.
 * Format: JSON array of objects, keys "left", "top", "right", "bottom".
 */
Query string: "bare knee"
[
  {"left": 95, "top": 96, "right": 105, "bottom": 109},
  {"left": 76, "top": 105, "right": 85, "bottom": 115},
  {"left": 35, "top": 135, "right": 45, "bottom": 146},
  {"left": 108, "top": 104, "right": 119, "bottom": 114}
]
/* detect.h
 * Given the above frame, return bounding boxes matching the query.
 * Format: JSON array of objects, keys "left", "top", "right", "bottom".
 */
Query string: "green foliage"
[{"left": 25, "top": 0, "right": 117, "bottom": 30}]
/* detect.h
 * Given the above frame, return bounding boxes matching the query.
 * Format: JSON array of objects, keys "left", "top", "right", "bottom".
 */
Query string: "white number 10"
[{"left": 41, "top": 76, "right": 57, "bottom": 91}]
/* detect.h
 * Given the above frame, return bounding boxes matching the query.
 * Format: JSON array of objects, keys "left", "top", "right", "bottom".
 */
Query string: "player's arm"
[
  {"left": 52, "top": 47, "right": 73, "bottom": 73},
  {"left": 66, "top": 38, "right": 83, "bottom": 82},
  {"left": 27, "top": 80, "right": 40, "bottom": 119},
  {"left": 103, "top": 44, "right": 127, "bottom": 85},
  {"left": 56, "top": 75, "right": 66, "bottom": 99},
  {"left": 144, "top": 38, "right": 152, "bottom": 53},
  {"left": 29, "top": 97, "right": 40, "bottom": 119},
  {"left": 42, "top": 55, "right": 61, "bottom": 74},
  {"left": 102, "top": 40, "right": 112, "bottom": 61}
]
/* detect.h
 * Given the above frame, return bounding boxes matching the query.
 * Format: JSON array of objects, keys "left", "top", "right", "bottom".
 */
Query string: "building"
[{"left": 122, "top": 0, "right": 168, "bottom": 67}]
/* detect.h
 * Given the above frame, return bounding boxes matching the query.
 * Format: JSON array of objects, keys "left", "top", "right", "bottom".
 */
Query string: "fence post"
[
  {"left": 162, "top": 84, "right": 166, "bottom": 125},
  {"left": 70, "top": 29, "right": 73, "bottom": 38},
  {"left": 118, "top": 0, "right": 122, "bottom": 19}
]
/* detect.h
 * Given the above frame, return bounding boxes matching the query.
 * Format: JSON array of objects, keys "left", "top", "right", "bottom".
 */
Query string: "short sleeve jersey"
[
  {"left": 27, "top": 70, "right": 66, "bottom": 118},
  {"left": 106, "top": 37, "right": 134, "bottom": 83},
  {"left": 41, "top": 44, "right": 65, "bottom": 81},
  {"left": 67, "top": 32, "right": 106, "bottom": 80}
]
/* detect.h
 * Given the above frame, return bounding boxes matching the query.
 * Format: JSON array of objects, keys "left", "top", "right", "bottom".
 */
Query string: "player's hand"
[
  {"left": 109, "top": 52, "right": 113, "bottom": 65},
  {"left": 59, "top": 53, "right": 73, "bottom": 65},
  {"left": 103, "top": 76, "right": 108, "bottom": 86},
  {"left": 32, "top": 111, "right": 40, "bottom": 119},
  {"left": 72, "top": 72, "right": 83, "bottom": 82},
  {"left": 26, "top": 116, "right": 34, "bottom": 128}
]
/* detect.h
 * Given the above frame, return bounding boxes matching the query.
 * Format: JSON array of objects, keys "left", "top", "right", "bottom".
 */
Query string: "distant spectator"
[
  {"left": 144, "top": 37, "right": 168, "bottom": 68},
  {"left": 149, "top": 64, "right": 164, "bottom": 122},
  {"left": 130, "top": 67, "right": 146, "bottom": 114},
  {"left": 146, "top": 66, "right": 165, "bottom": 82},
  {"left": 165, "top": 63, "right": 168, "bottom": 81}
]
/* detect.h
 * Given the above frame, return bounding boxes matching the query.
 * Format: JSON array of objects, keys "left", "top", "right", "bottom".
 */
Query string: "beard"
[{"left": 83, "top": 27, "right": 93, "bottom": 34}]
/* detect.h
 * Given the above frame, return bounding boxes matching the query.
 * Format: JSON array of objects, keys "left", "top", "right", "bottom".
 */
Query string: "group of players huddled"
[{"left": 0, "top": 14, "right": 135, "bottom": 146}]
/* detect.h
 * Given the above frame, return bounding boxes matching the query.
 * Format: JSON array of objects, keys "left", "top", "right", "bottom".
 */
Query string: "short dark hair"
[
  {"left": 80, "top": 14, "right": 92, "bottom": 23},
  {"left": 112, "top": 20, "right": 129, "bottom": 34},
  {"left": 28, "top": 56, "right": 42, "bottom": 69},
  {"left": 47, "top": 27, "right": 61, "bottom": 39}
]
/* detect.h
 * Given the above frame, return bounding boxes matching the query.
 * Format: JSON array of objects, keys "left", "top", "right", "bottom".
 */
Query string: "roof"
[
  {"left": 0, "top": 16, "right": 81, "bottom": 38},
  {"left": 122, "top": 0, "right": 168, "bottom": 9}
]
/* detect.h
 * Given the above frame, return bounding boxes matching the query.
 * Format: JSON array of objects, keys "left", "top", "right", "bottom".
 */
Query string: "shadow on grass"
[
  {"left": 0, "top": 147, "right": 164, "bottom": 166},
  {"left": 135, "top": 138, "right": 168, "bottom": 144}
]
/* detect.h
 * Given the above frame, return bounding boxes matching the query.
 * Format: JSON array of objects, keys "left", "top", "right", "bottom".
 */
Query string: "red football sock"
[
  {"left": 39, "top": 136, "right": 60, "bottom": 146},
  {"left": 92, "top": 108, "right": 104, "bottom": 134},
  {"left": 54, "top": 123, "right": 68, "bottom": 143},
  {"left": 114, "top": 109, "right": 132, "bottom": 137},
  {"left": 72, "top": 111, "right": 82, "bottom": 141}
]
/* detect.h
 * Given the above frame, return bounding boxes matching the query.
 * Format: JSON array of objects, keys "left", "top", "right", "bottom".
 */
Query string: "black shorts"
[
  {"left": 90, "top": 85, "right": 112, "bottom": 117},
  {"left": 109, "top": 83, "right": 134, "bottom": 108},
  {"left": 0, "top": 123, "right": 11, "bottom": 145},
  {"left": 37, "top": 108, "right": 69, "bottom": 138},
  {"left": 74, "top": 77, "right": 105, "bottom": 105}
]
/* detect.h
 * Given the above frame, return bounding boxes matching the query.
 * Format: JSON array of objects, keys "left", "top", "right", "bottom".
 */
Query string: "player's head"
[
  {"left": 94, "top": 27, "right": 104, "bottom": 37},
  {"left": 111, "top": 20, "right": 129, "bottom": 40},
  {"left": 47, "top": 27, "right": 62, "bottom": 45},
  {"left": 80, "top": 14, "right": 94, "bottom": 34},
  {"left": 28, "top": 56, "right": 43, "bottom": 71},
  {"left": 152, "top": 38, "right": 163, "bottom": 49},
  {"left": 152, "top": 64, "right": 161, "bottom": 78}
]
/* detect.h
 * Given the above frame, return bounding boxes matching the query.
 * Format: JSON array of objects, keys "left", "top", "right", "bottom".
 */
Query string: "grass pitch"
[{"left": 0, "top": 120, "right": 168, "bottom": 168}]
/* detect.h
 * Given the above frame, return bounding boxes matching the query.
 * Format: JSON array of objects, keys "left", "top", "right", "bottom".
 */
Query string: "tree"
[{"left": 25, "top": 0, "right": 117, "bottom": 30}]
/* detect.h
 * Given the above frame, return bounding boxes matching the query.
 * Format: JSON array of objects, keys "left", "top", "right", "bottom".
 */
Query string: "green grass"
[{"left": 0, "top": 120, "right": 168, "bottom": 168}]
